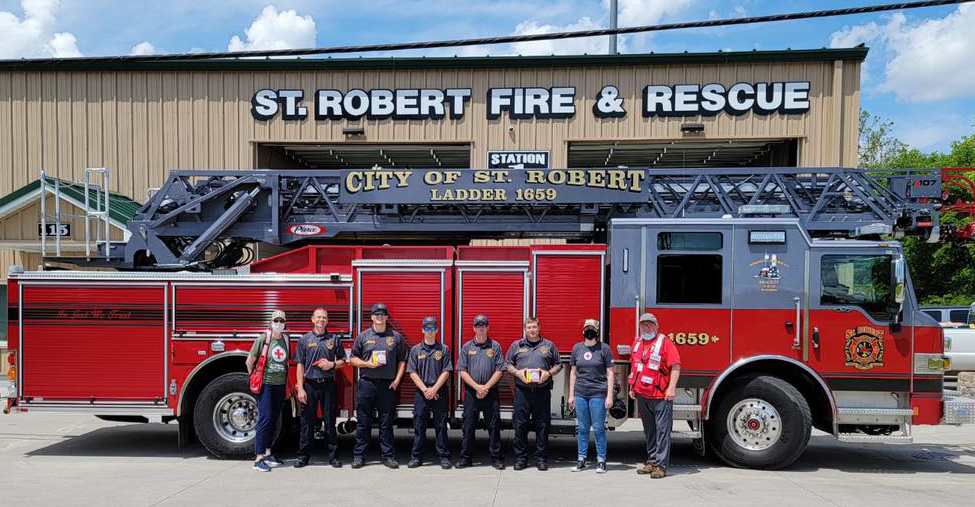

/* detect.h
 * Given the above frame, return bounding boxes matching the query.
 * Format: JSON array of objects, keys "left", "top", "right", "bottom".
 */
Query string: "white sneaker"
[
  {"left": 596, "top": 461, "right": 607, "bottom": 474},
  {"left": 571, "top": 459, "right": 587, "bottom": 472}
]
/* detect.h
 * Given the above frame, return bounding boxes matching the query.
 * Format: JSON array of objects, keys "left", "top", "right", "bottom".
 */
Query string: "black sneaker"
[
  {"left": 330, "top": 458, "right": 343, "bottom": 468},
  {"left": 264, "top": 455, "right": 283, "bottom": 468},
  {"left": 382, "top": 458, "right": 400, "bottom": 469},
  {"left": 253, "top": 460, "right": 271, "bottom": 472},
  {"left": 536, "top": 460, "right": 549, "bottom": 471},
  {"left": 571, "top": 459, "right": 586, "bottom": 472},
  {"left": 513, "top": 459, "right": 527, "bottom": 471},
  {"left": 596, "top": 461, "right": 607, "bottom": 474},
  {"left": 440, "top": 458, "right": 453, "bottom": 470},
  {"left": 408, "top": 459, "right": 422, "bottom": 468},
  {"left": 455, "top": 458, "right": 473, "bottom": 469},
  {"left": 351, "top": 458, "right": 365, "bottom": 469},
  {"left": 492, "top": 460, "right": 505, "bottom": 470},
  {"left": 294, "top": 456, "right": 309, "bottom": 469}
]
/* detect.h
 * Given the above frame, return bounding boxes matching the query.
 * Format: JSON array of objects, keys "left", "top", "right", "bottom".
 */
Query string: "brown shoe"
[
  {"left": 650, "top": 466, "right": 667, "bottom": 479},
  {"left": 636, "top": 462, "right": 655, "bottom": 475}
]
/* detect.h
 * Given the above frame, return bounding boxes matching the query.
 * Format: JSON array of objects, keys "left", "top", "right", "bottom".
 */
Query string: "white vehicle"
[{"left": 942, "top": 303, "right": 975, "bottom": 372}]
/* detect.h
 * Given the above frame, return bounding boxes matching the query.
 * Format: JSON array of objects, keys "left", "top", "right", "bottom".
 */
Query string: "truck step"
[
  {"left": 943, "top": 395, "right": 975, "bottom": 424},
  {"left": 836, "top": 433, "right": 913, "bottom": 443},
  {"left": 671, "top": 430, "right": 702, "bottom": 439},
  {"left": 837, "top": 408, "right": 914, "bottom": 416}
]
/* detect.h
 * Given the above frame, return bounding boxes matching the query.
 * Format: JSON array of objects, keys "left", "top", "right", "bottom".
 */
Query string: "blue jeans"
[
  {"left": 575, "top": 395, "right": 608, "bottom": 461},
  {"left": 254, "top": 383, "right": 286, "bottom": 457}
]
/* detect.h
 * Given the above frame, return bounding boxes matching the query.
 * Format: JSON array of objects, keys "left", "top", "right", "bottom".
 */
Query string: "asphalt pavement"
[{"left": 1, "top": 414, "right": 974, "bottom": 506}]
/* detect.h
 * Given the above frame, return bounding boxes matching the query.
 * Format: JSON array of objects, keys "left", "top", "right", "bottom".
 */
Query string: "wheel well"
[
  {"left": 178, "top": 354, "right": 248, "bottom": 419},
  {"left": 706, "top": 359, "right": 835, "bottom": 434}
]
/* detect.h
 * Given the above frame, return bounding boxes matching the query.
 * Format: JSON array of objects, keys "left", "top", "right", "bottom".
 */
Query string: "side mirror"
[{"left": 893, "top": 256, "right": 906, "bottom": 304}]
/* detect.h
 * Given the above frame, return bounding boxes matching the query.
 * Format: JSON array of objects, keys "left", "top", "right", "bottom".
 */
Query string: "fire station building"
[{"left": 0, "top": 46, "right": 865, "bottom": 352}]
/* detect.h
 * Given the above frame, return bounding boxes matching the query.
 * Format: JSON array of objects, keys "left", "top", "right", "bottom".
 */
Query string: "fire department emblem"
[
  {"left": 434, "top": 351, "right": 443, "bottom": 361},
  {"left": 844, "top": 326, "right": 885, "bottom": 370},
  {"left": 486, "top": 348, "right": 495, "bottom": 358},
  {"left": 386, "top": 336, "right": 395, "bottom": 346},
  {"left": 270, "top": 345, "right": 287, "bottom": 362},
  {"left": 325, "top": 339, "right": 334, "bottom": 350},
  {"left": 540, "top": 346, "right": 550, "bottom": 355}
]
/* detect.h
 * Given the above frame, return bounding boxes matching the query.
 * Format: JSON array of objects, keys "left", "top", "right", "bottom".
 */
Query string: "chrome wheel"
[
  {"left": 726, "top": 397, "right": 782, "bottom": 451},
  {"left": 212, "top": 392, "right": 257, "bottom": 444}
]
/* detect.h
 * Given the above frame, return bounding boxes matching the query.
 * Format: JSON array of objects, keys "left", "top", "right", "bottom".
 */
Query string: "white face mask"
[
  {"left": 641, "top": 332, "right": 655, "bottom": 341},
  {"left": 271, "top": 322, "right": 285, "bottom": 333}
]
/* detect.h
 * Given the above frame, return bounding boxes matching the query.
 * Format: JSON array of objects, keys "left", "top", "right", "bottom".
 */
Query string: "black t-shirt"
[
  {"left": 351, "top": 327, "right": 407, "bottom": 380},
  {"left": 570, "top": 341, "right": 614, "bottom": 398}
]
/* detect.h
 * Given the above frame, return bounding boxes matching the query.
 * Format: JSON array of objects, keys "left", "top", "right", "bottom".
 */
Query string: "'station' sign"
[{"left": 339, "top": 168, "right": 648, "bottom": 204}]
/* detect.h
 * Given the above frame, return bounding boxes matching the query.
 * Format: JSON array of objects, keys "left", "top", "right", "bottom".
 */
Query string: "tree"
[{"left": 859, "top": 110, "right": 906, "bottom": 168}]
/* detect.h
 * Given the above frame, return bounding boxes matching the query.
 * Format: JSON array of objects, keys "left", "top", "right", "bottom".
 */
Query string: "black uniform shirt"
[
  {"left": 456, "top": 338, "right": 505, "bottom": 386},
  {"left": 407, "top": 341, "right": 453, "bottom": 387},
  {"left": 351, "top": 327, "right": 407, "bottom": 380},
  {"left": 505, "top": 337, "right": 561, "bottom": 388},
  {"left": 295, "top": 330, "right": 344, "bottom": 380}
]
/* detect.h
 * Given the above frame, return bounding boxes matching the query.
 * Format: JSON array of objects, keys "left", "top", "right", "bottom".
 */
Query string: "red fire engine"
[{"left": 4, "top": 167, "right": 974, "bottom": 469}]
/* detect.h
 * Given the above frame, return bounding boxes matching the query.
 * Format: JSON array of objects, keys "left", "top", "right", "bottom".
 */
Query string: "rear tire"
[
  {"left": 193, "top": 373, "right": 280, "bottom": 459},
  {"left": 707, "top": 375, "right": 811, "bottom": 470}
]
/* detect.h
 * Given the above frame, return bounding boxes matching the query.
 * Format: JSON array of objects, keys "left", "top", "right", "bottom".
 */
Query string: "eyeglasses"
[
  {"left": 272, "top": 319, "right": 286, "bottom": 323},
  {"left": 474, "top": 323, "right": 487, "bottom": 328}
]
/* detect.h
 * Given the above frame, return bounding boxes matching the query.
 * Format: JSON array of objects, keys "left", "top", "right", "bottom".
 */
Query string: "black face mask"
[{"left": 583, "top": 329, "right": 598, "bottom": 340}]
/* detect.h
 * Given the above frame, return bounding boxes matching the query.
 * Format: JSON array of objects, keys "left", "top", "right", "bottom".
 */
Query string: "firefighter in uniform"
[
  {"left": 628, "top": 312, "right": 681, "bottom": 478},
  {"left": 455, "top": 314, "right": 506, "bottom": 470},
  {"left": 294, "top": 307, "right": 346, "bottom": 468},
  {"left": 505, "top": 316, "right": 561, "bottom": 471},
  {"left": 406, "top": 316, "right": 453, "bottom": 469},
  {"left": 349, "top": 303, "right": 407, "bottom": 469}
]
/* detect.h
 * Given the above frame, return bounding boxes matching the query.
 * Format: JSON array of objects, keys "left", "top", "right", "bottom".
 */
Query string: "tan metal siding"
[{"left": 0, "top": 60, "right": 860, "bottom": 200}]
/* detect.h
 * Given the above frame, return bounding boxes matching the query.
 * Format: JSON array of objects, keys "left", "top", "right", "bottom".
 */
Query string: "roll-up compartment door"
[{"left": 532, "top": 249, "right": 606, "bottom": 353}]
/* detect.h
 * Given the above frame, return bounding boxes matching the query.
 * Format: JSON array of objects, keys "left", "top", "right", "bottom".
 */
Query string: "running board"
[
  {"left": 671, "top": 430, "right": 702, "bottom": 439},
  {"left": 837, "top": 407, "right": 914, "bottom": 425},
  {"left": 836, "top": 434, "right": 913, "bottom": 443}
]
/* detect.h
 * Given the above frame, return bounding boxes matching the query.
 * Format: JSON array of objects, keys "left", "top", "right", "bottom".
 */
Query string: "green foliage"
[{"left": 872, "top": 115, "right": 975, "bottom": 306}]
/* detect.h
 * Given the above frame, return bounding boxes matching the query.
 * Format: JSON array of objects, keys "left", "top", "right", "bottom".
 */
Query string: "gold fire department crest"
[
  {"left": 434, "top": 350, "right": 443, "bottom": 361},
  {"left": 844, "top": 326, "right": 885, "bottom": 370}
]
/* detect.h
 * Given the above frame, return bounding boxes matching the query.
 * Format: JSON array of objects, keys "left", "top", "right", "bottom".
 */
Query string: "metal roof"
[
  {"left": 0, "top": 47, "right": 868, "bottom": 72},
  {"left": 0, "top": 177, "right": 142, "bottom": 225}
]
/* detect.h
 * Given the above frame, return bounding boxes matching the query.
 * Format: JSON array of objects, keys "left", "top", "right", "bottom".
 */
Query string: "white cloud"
[
  {"left": 897, "top": 113, "right": 973, "bottom": 150},
  {"left": 228, "top": 5, "right": 316, "bottom": 52},
  {"left": 507, "top": 17, "right": 610, "bottom": 56},
  {"left": 615, "top": 0, "right": 694, "bottom": 27},
  {"left": 130, "top": 41, "right": 158, "bottom": 56},
  {"left": 0, "top": 0, "right": 82, "bottom": 58},
  {"left": 829, "top": 5, "right": 975, "bottom": 102}
]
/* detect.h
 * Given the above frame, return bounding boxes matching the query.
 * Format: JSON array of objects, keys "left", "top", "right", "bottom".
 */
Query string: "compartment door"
[{"left": 19, "top": 283, "right": 168, "bottom": 405}]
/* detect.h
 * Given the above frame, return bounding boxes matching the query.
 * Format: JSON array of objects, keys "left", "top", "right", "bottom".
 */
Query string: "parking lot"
[{"left": 1, "top": 414, "right": 973, "bottom": 506}]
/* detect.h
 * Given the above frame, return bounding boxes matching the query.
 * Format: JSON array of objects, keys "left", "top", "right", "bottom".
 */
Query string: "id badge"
[{"left": 640, "top": 375, "right": 654, "bottom": 385}]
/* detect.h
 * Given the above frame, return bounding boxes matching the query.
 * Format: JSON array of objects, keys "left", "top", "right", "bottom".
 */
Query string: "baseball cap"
[
  {"left": 422, "top": 316, "right": 438, "bottom": 330},
  {"left": 371, "top": 303, "right": 388, "bottom": 315},
  {"left": 583, "top": 319, "right": 599, "bottom": 331},
  {"left": 270, "top": 309, "right": 286, "bottom": 321},
  {"left": 639, "top": 312, "right": 658, "bottom": 325},
  {"left": 473, "top": 314, "right": 489, "bottom": 326}
]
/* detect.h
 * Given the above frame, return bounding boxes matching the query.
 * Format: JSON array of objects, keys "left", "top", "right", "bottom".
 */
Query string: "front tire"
[
  {"left": 193, "top": 373, "right": 278, "bottom": 459},
  {"left": 707, "top": 375, "right": 811, "bottom": 470}
]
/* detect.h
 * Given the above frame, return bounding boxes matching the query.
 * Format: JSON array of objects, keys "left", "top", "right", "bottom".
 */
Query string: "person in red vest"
[{"left": 628, "top": 312, "right": 681, "bottom": 478}]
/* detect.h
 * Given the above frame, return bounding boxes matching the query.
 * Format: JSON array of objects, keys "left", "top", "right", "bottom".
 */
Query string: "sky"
[{"left": 1, "top": 0, "right": 973, "bottom": 153}]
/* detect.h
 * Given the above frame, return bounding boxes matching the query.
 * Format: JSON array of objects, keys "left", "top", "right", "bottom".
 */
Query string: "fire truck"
[{"left": 5, "top": 167, "right": 975, "bottom": 470}]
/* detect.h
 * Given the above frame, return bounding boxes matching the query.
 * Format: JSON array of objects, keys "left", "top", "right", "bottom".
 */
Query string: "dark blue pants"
[
  {"left": 254, "top": 383, "right": 286, "bottom": 457},
  {"left": 298, "top": 378, "right": 339, "bottom": 460},
  {"left": 459, "top": 387, "right": 503, "bottom": 461},
  {"left": 354, "top": 377, "right": 396, "bottom": 460},
  {"left": 512, "top": 385, "right": 551, "bottom": 462},
  {"left": 411, "top": 390, "right": 449, "bottom": 460}
]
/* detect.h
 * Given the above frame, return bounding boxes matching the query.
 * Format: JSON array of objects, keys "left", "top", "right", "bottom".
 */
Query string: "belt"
[
  {"left": 361, "top": 376, "right": 392, "bottom": 383},
  {"left": 304, "top": 377, "right": 333, "bottom": 384},
  {"left": 516, "top": 382, "right": 552, "bottom": 392}
]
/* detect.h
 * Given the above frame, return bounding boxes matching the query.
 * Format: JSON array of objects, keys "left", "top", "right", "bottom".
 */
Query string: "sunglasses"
[
  {"left": 423, "top": 327, "right": 438, "bottom": 332},
  {"left": 272, "top": 318, "right": 286, "bottom": 323},
  {"left": 474, "top": 323, "right": 488, "bottom": 328}
]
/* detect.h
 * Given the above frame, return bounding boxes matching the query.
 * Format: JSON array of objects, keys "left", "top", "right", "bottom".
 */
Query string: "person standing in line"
[
  {"left": 505, "top": 317, "right": 561, "bottom": 471},
  {"left": 406, "top": 316, "right": 453, "bottom": 469},
  {"left": 568, "top": 319, "right": 615, "bottom": 474},
  {"left": 628, "top": 312, "right": 681, "bottom": 479},
  {"left": 246, "top": 309, "right": 290, "bottom": 472},
  {"left": 294, "top": 307, "right": 346, "bottom": 468},
  {"left": 455, "top": 314, "right": 506, "bottom": 470},
  {"left": 348, "top": 303, "right": 407, "bottom": 469}
]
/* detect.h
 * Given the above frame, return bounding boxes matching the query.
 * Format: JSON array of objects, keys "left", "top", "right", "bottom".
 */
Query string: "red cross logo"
[{"left": 271, "top": 346, "right": 286, "bottom": 361}]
